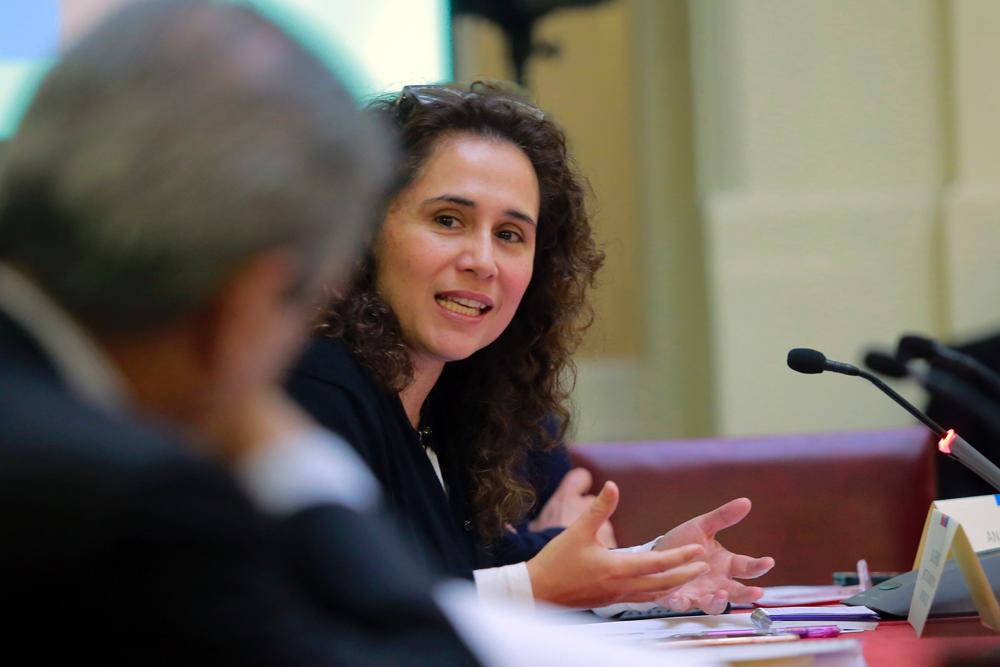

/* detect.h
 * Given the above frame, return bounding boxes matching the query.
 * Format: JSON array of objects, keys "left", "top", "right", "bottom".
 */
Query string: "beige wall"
[
  {"left": 690, "top": 0, "right": 1000, "bottom": 436},
  {"left": 452, "top": 0, "right": 1000, "bottom": 441},
  {"left": 454, "top": 2, "right": 714, "bottom": 441},
  {"left": 455, "top": 5, "right": 643, "bottom": 359},
  {"left": 944, "top": 0, "right": 1000, "bottom": 338}
]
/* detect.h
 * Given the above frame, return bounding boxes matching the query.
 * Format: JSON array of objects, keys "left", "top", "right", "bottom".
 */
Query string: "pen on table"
[
  {"left": 658, "top": 634, "right": 799, "bottom": 649},
  {"left": 856, "top": 558, "right": 872, "bottom": 592},
  {"left": 665, "top": 625, "right": 842, "bottom": 640}
]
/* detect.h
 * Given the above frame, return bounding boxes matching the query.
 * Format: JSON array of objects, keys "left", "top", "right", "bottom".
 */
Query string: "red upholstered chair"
[{"left": 569, "top": 427, "right": 936, "bottom": 586}]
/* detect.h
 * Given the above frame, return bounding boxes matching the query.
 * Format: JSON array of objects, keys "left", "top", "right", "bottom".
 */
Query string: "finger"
[
  {"left": 729, "top": 555, "right": 775, "bottom": 579},
  {"left": 598, "top": 521, "right": 617, "bottom": 549},
  {"left": 695, "top": 589, "right": 729, "bottom": 615},
  {"left": 611, "top": 543, "right": 705, "bottom": 578},
  {"left": 558, "top": 467, "right": 593, "bottom": 496},
  {"left": 620, "top": 561, "right": 710, "bottom": 596},
  {"left": 570, "top": 480, "right": 619, "bottom": 537},
  {"left": 695, "top": 497, "right": 752, "bottom": 537},
  {"left": 661, "top": 592, "right": 692, "bottom": 612},
  {"left": 726, "top": 584, "right": 765, "bottom": 606}
]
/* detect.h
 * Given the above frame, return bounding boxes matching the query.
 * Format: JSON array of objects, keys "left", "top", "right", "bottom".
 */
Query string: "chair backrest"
[{"left": 570, "top": 427, "right": 936, "bottom": 586}]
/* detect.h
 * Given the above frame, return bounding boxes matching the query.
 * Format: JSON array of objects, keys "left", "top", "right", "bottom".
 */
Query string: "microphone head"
[
  {"left": 864, "top": 351, "right": 909, "bottom": 379},
  {"left": 898, "top": 334, "right": 935, "bottom": 362},
  {"left": 787, "top": 348, "right": 827, "bottom": 374}
]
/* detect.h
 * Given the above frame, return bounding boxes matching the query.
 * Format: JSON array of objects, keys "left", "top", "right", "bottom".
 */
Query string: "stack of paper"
[{"left": 752, "top": 606, "right": 880, "bottom": 630}]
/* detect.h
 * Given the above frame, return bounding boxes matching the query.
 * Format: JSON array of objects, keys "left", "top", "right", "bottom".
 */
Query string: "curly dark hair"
[{"left": 321, "top": 82, "right": 604, "bottom": 541}]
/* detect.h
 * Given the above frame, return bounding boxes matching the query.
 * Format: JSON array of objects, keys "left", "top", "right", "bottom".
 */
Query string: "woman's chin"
[{"left": 427, "top": 341, "right": 488, "bottom": 364}]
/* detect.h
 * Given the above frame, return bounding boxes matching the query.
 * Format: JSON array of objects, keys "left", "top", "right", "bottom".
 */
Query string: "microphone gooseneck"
[
  {"left": 793, "top": 345, "right": 1000, "bottom": 492},
  {"left": 787, "top": 347, "right": 945, "bottom": 437}
]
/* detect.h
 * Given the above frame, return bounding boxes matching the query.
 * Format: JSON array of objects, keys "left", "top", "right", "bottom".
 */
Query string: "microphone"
[
  {"left": 790, "top": 347, "right": 1000, "bottom": 492},
  {"left": 898, "top": 334, "right": 1000, "bottom": 398},
  {"left": 787, "top": 348, "right": 945, "bottom": 436},
  {"left": 863, "top": 351, "right": 908, "bottom": 379},
  {"left": 865, "top": 350, "right": 1000, "bottom": 441},
  {"left": 787, "top": 348, "right": 860, "bottom": 376}
]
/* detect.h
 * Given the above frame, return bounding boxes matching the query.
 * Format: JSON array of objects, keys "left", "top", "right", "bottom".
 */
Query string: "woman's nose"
[{"left": 456, "top": 233, "right": 497, "bottom": 279}]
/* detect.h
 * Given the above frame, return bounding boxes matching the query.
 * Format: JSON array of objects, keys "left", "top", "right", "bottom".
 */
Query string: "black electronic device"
[{"left": 844, "top": 548, "right": 1000, "bottom": 618}]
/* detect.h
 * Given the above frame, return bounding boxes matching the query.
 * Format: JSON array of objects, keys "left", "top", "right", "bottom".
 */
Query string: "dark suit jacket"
[
  {"left": 495, "top": 442, "right": 570, "bottom": 565},
  {"left": 0, "top": 310, "right": 478, "bottom": 665},
  {"left": 286, "top": 337, "right": 566, "bottom": 580}
]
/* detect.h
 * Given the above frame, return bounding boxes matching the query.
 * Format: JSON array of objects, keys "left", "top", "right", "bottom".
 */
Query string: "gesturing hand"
[
  {"left": 653, "top": 497, "right": 775, "bottom": 614},
  {"left": 526, "top": 481, "right": 708, "bottom": 609},
  {"left": 529, "top": 468, "right": 617, "bottom": 547}
]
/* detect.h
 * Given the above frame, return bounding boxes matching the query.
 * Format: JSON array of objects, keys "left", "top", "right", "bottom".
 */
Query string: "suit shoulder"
[{"left": 0, "top": 369, "right": 245, "bottom": 520}]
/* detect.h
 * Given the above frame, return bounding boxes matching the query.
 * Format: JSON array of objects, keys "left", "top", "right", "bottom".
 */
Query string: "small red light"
[{"left": 938, "top": 429, "right": 956, "bottom": 454}]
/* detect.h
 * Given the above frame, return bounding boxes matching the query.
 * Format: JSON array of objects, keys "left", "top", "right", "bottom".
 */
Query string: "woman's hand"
[
  {"left": 526, "top": 481, "right": 708, "bottom": 608},
  {"left": 653, "top": 497, "right": 775, "bottom": 614},
  {"left": 529, "top": 468, "right": 617, "bottom": 547}
]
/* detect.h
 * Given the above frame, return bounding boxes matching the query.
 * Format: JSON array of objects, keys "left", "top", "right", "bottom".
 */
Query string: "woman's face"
[{"left": 376, "top": 133, "right": 539, "bottom": 368}]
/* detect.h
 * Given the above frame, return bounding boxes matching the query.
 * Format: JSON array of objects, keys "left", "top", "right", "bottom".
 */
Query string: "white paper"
[
  {"left": 683, "top": 639, "right": 865, "bottom": 667},
  {"left": 434, "top": 581, "right": 722, "bottom": 666},
  {"left": 566, "top": 617, "right": 866, "bottom": 667},
  {"left": 756, "top": 585, "right": 862, "bottom": 606},
  {"left": 571, "top": 610, "right": 876, "bottom": 644}
]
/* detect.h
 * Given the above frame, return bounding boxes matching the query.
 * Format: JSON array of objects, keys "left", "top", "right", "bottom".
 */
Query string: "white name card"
[
  {"left": 908, "top": 496, "right": 1000, "bottom": 637},
  {"left": 931, "top": 495, "right": 1000, "bottom": 552}
]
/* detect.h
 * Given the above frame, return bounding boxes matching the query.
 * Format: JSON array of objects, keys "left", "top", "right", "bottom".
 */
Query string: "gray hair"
[{"left": 0, "top": 0, "right": 393, "bottom": 333}]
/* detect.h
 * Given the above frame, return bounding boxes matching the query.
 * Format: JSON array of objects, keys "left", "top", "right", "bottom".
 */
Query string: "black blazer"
[
  {"left": 287, "top": 337, "right": 488, "bottom": 580},
  {"left": 0, "top": 311, "right": 477, "bottom": 665},
  {"left": 286, "top": 337, "right": 570, "bottom": 580}
]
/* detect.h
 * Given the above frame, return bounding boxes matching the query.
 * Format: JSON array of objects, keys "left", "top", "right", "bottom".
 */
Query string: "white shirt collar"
[{"left": 0, "top": 262, "right": 128, "bottom": 412}]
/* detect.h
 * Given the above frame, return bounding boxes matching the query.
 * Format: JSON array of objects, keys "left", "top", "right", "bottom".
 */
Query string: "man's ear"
[{"left": 194, "top": 249, "right": 305, "bottom": 383}]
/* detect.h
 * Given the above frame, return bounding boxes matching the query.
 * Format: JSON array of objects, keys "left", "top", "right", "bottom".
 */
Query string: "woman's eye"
[
  {"left": 497, "top": 229, "right": 524, "bottom": 243},
  {"left": 434, "top": 214, "right": 459, "bottom": 228}
]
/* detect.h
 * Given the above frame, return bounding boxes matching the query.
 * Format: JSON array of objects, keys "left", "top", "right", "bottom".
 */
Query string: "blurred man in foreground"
[{"left": 0, "top": 1, "right": 477, "bottom": 662}]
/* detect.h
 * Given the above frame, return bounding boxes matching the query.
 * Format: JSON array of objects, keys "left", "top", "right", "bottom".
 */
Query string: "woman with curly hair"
[{"left": 287, "top": 83, "right": 773, "bottom": 610}]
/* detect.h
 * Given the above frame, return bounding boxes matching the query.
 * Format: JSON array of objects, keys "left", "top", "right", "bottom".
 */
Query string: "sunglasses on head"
[{"left": 393, "top": 83, "right": 546, "bottom": 123}]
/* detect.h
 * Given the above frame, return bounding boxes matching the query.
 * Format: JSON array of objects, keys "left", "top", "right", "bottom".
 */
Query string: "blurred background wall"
[
  {"left": 3, "top": 0, "right": 999, "bottom": 442},
  {"left": 455, "top": 0, "right": 1000, "bottom": 442}
]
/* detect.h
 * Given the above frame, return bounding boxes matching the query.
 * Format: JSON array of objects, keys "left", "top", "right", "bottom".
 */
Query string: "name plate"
[
  {"left": 908, "top": 496, "right": 1000, "bottom": 636},
  {"left": 931, "top": 496, "right": 1000, "bottom": 551}
]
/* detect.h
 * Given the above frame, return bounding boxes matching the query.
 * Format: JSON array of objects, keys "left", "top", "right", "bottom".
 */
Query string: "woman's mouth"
[{"left": 435, "top": 294, "right": 493, "bottom": 317}]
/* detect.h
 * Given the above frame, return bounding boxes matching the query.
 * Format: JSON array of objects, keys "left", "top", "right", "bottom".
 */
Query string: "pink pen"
[
  {"left": 691, "top": 625, "right": 841, "bottom": 639},
  {"left": 780, "top": 626, "right": 842, "bottom": 639}
]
